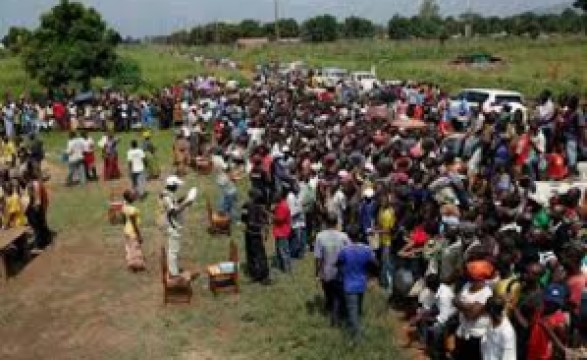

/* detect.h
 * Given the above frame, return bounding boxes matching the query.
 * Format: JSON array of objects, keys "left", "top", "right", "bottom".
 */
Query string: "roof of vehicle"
[
  {"left": 459, "top": 88, "right": 523, "bottom": 96},
  {"left": 351, "top": 71, "right": 375, "bottom": 76},
  {"left": 322, "top": 67, "right": 348, "bottom": 73}
]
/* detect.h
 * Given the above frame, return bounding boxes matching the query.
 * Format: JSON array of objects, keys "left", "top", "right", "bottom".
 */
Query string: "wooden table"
[{"left": 0, "top": 227, "right": 30, "bottom": 283}]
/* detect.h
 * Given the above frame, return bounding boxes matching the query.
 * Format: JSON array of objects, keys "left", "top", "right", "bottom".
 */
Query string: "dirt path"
[{"left": 0, "top": 162, "right": 221, "bottom": 360}]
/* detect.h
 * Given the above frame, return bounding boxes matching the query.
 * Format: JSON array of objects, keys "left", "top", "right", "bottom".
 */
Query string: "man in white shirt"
[
  {"left": 413, "top": 274, "right": 457, "bottom": 358},
  {"left": 481, "top": 296, "right": 516, "bottom": 360},
  {"left": 127, "top": 140, "right": 146, "bottom": 198},
  {"left": 66, "top": 131, "right": 86, "bottom": 185},
  {"left": 287, "top": 184, "right": 306, "bottom": 258},
  {"left": 454, "top": 278, "right": 494, "bottom": 359}
]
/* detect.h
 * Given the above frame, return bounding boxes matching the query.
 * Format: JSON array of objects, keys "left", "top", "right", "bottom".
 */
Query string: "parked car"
[
  {"left": 449, "top": 88, "right": 528, "bottom": 122},
  {"left": 350, "top": 71, "right": 379, "bottom": 91},
  {"left": 315, "top": 67, "right": 348, "bottom": 88}
]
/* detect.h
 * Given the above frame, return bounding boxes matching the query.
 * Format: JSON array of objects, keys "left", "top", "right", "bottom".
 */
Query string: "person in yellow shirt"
[
  {"left": 122, "top": 190, "right": 145, "bottom": 271},
  {"left": 4, "top": 183, "right": 27, "bottom": 228},
  {"left": 0, "top": 136, "right": 16, "bottom": 167},
  {"left": 376, "top": 194, "right": 396, "bottom": 290}
]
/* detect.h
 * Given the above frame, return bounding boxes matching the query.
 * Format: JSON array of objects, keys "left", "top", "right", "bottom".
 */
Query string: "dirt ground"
[{"left": 0, "top": 161, "right": 221, "bottom": 360}]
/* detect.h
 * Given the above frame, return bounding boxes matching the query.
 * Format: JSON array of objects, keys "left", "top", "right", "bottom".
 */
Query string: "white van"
[
  {"left": 350, "top": 71, "right": 379, "bottom": 91},
  {"left": 449, "top": 88, "right": 528, "bottom": 121}
]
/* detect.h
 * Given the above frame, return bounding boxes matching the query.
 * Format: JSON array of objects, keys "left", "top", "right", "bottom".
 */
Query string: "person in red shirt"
[
  {"left": 52, "top": 101, "right": 67, "bottom": 130},
  {"left": 273, "top": 189, "right": 292, "bottom": 273},
  {"left": 527, "top": 284, "right": 569, "bottom": 360}
]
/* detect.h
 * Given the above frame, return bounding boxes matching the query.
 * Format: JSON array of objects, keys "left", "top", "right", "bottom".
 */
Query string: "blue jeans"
[
  {"left": 219, "top": 192, "right": 238, "bottom": 222},
  {"left": 567, "top": 137, "right": 578, "bottom": 170},
  {"left": 289, "top": 227, "right": 306, "bottom": 259},
  {"left": 345, "top": 292, "right": 364, "bottom": 340},
  {"left": 379, "top": 246, "right": 395, "bottom": 291},
  {"left": 130, "top": 171, "right": 146, "bottom": 197},
  {"left": 67, "top": 160, "right": 86, "bottom": 185},
  {"left": 275, "top": 237, "right": 291, "bottom": 273}
]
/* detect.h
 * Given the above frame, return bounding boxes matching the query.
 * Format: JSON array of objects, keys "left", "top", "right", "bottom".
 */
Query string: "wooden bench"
[{"left": 0, "top": 227, "right": 30, "bottom": 283}]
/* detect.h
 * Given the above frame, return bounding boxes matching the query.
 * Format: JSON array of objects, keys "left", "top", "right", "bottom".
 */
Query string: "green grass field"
[
  {"left": 2, "top": 37, "right": 586, "bottom": 98},
  {"left": 185, "top": 36, "right": 587, "bottom": 98}
]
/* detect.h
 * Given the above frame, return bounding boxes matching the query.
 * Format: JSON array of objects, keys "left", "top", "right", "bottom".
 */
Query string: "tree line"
[{"left": 152, "top": 2, "right": 587, "bottom": 45}]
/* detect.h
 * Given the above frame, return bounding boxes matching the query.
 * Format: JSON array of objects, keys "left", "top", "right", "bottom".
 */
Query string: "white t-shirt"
[
  {"left": 67, "top": 137, "right": 85, "bottom": 163},
  {"left": 127, "top": 148, "right": 145, "bottom": 173},
  {"left": 83, "top": 138, "right": 95, "bottom": 153},
  {"left": 457, "top": 283, "right": 493, "bottom": 339},
  {"left": 481, "top": 318, "right": 517, "bottom": 360},
  {"left": 435, "top": 284, "right": 457, "bottom": 324}
]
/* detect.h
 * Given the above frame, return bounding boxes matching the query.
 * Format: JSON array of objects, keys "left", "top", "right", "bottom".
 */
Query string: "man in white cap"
[{"left": 161, "top": 175, "right": 197, "bottom": 279}]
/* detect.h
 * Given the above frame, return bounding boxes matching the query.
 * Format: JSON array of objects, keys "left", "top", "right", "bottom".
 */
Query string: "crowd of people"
[
  {"left": 163, "top": 69, "right": 587, "bottom": 359},
  {"left": 0, "top": 132, "right": 51, "bottom": 254},
  {"left": 4, "top": 65, "right": 587, "bottom": 358}
]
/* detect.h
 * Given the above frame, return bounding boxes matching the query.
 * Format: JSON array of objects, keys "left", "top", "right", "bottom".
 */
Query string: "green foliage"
[
  {"left": 419, "top": 0, "right": 440, "bottom": 20},
  {"left": 574, "top": 0, "right": 587, "bottom": 12},
  {"left": 239, "top": 19, "right": 264, "bottom": 38},
  {"left": 1, "top": 27, "right": 32, "bottom": 54},
  {"left": 388, "top": 16, "right": 413, "bottom": 40},
  {"left": 270, "top": 18, "right": 301, "bottom": 38},
  {"left": 109, "top": 57, "right": 143, "bottom": 90},
  {"left": 301, "top": 14, "right": 339, "bottom": 42},
  {"left": 21, "top": 0, "right": 120, "bottom": 89},
  {"left": 342, "top": 16, "right": 376, "bottom": 39}
]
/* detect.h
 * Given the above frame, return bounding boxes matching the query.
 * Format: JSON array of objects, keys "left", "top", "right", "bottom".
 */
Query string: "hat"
[
  {"left": 466, "top": 260, "right": 495, "bottom": 281},
  {"left": 543, "top": 284, "right": 566, "bottom": 306},
  {"left": 363, "top": 188, "right": 375, "bottom": 198},
  {"left": 142, "top": 130, "right": 151, "bottom": 138},
  {"left": 165, "top": 175, "right": 184, "bottom": 187}
]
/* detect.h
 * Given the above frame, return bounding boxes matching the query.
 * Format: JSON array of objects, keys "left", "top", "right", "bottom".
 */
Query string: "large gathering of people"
[{"left": 3, "top": 64, "right": 587, "bottom": 359}]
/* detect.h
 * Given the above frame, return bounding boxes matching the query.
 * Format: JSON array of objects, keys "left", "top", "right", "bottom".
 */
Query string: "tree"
[
  {"left": 21, "top": 0, "right": 120, "bottom": 89},
  {"left": 388, "top": 15, "right": 413, "bottom": 40},
  {"left": 109, "top": 57, "right": 143, "bottom": 90},
  {"left": 301, "top": 15, "right": 339, "bottom": 42},
  {"left": 574, "top": 0, "right": 587, "bottom": 12},
  {"left": 342, "top": 16, "right": 376, "bottom": 38},
  {"left": 2, "top": 27, "right": 32, "bottom": 53},
  {"left": 419, "top": 0, "right": 440, "bottom": 20},
  {"left": 264, "top": 18, "right": 300, "bottom": 38},
  {"left": 573, "top": 0, "right": 587, "bottom": 33},
  {"left": 239, "top": 19, "right": 263, "bottom": 38}
]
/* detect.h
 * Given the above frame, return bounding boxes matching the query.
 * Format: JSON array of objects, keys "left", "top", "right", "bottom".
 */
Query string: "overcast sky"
[{"left": 0, "top": 0, "right": 571, "bottom": 38}]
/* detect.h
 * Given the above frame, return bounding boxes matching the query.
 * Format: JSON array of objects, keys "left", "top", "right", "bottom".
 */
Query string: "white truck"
[{"left": 350, "top": 71, "right": 379, "bottom": 91}]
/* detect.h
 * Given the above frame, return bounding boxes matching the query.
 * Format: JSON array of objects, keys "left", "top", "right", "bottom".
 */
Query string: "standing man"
[
  {"left": 337, "top": 225, "right": 377, "bottom": 342},
  {"left": 315, "top": 212, "right": 350, "bottom": 326},
  {"left": 241, "top": 188, "right": 270, "bottom": 284},
  {"left": 273, "top": 189, "right": 292, "bottom": 273},
  {"left": 481, "top": 296, "right": 517, "bottom": 360},
  {"left": 66, "top": 131, "right": 86, "bottom": 186},
  {"left": 127, "top": 140, "right": 146, "bottom": 199},
  {"left": 287, "top": 183, "right": 306, "bottom": 258},
  {"left": 161, "top": 176, "right": 196, "bottom": 281},
  {"left": 81, "top": 131, "right": 97, "bottom": 181}
]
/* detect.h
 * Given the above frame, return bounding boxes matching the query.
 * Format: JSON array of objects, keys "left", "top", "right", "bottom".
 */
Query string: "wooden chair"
[
  {"left": 107, "top": 184, "right": 126, "bottom": 225},
  {"left": 207, "top": 240, "right": 240, "bottom": 296},
  {"left": 160, "top": 246, "right": 193, "bottom": 305},
  {"left": 206, "top": 197, "right": 231, "bottom": 236}
]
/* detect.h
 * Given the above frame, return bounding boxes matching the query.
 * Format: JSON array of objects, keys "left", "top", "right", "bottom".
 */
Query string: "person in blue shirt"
[
  {"left": 337, "top": 225, "right": 378, "bottom": 342},
  {"left": 358, "top": 187, "right": 377, "bottom": 244}
]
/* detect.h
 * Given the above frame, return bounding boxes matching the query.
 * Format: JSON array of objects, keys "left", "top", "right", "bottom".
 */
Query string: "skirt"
[{"left": 125, "top": 236, "right": 145, "bottom": 271}]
